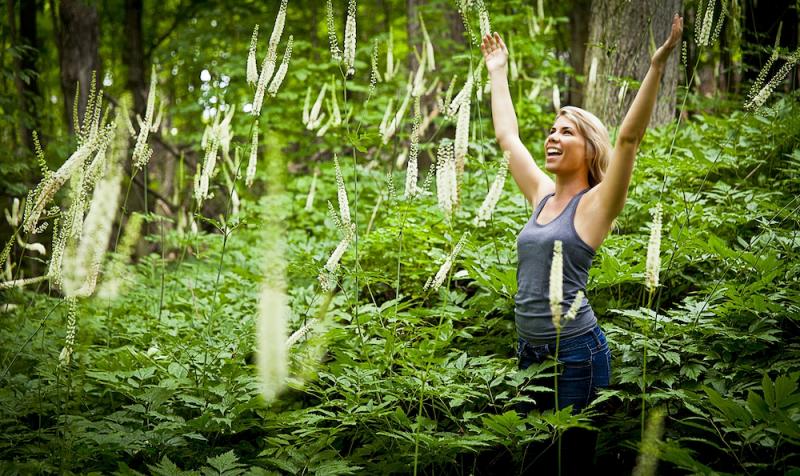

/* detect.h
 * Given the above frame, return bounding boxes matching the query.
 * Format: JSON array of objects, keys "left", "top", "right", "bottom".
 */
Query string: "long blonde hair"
[{"left": 558, "top": 106, "right": 611, "bottom": 188}]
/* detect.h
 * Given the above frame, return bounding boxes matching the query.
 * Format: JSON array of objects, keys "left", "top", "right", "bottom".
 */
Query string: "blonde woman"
[{"left": 481, "top": 13, "right": 683, "bottom": 472}]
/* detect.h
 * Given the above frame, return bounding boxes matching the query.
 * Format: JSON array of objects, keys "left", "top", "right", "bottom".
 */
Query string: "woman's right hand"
[{"left": 481, "top": 32, "right": 509, "bottom": 74}]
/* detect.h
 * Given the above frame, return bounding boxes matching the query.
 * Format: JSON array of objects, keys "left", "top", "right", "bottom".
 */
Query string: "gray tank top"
[{"left": 515, "top": 187, "right": 597, "bottom": 344}]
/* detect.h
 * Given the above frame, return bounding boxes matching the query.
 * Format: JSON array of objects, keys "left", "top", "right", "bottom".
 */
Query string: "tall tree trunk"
[
  {"left": 121, "top": 0, "right": 152, "bottom": 221},
  {"left": 406, "top": 0, "right": 419, "bottom": 72},
  {"left": 446, "top": 3, "right": 465, "bottom": 44},
  {"left": 7, "top": 0, "right": 37, "bottom": 151},
  {"left": 57, "top": 0, "right": 100, "bottom": 135},
  {"left": 582, "top": 0, "right": 682, "bottom": 127},
  {"left": 567, "top": 0, "right": 591, "bottom": 107},
  {"left": 6, "top": 0, "right": 24, "bottom": 152},
  {"left": 19, "top": 0, "right": 39, "bottom": 149},
  {"left": 124, "top": 0, "right": 146, "bottom": 116}
]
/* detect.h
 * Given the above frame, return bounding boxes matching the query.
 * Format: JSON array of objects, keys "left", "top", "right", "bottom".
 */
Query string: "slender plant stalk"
[
  {"left": 554, "top": 327, "right": 562, "bottom": 476},
  {"left": 157, "top": 215, "right": 166, "bottom": 321},
  {"left": 470, "top": 60, "right": 504, "bottom": 266},
  {"left": 647, "top": 47, "right": 759, "bottom": 341},
  {"left": 414, "top": 355, "right": 431, "bottom": 476},
  {"left": 200, "top": 125, "right": 252, "bottom": 400},
  {"left": 642, "top": 288, "right": 655, "bottom": 437},
  {"left": 0, "top": 299, "right": 64, "bottom": 379},
  {"left": 394, "top": 207, "right": 407, "bottom": 314},
  {"left": 414, "top": 216, "right": 457, "bottom": 474},
  {"left": 104, "top": 165, "right": 140, "bottom": 346},
  {"left": 334, "top": 62, "right": 367, "bottom": 351}
]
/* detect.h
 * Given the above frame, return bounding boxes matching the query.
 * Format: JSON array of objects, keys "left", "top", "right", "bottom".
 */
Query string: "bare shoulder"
[
  {"left": 531, "top": 182, "right": 556, "bottom": 209},
  {"left": 574, "top": 186, "right": 620, "bottom": 251}
]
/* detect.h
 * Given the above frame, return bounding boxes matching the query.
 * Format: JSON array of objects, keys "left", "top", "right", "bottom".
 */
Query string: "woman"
[{"left": 481, "top": 13, "right": 683, "bottom": 472}]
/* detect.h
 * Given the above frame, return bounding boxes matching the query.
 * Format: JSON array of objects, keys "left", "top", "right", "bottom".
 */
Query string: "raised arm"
[
  {"left": 481, "top": 32, "right": 553, "bottom": 206},
  {"left": 596, "top": 14, "right": 683, "bottom": 218}
]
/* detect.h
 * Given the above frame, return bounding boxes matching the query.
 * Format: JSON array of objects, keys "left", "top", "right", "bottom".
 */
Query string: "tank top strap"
[
  {"left": 535, "top": 192, "right": 556, "bottom": 215},
  {"left": 535, "top": 188, "right": 590, "bottom": 218},
  {"left": 566, "top": 187, "right": 592, "bottom": 213}
]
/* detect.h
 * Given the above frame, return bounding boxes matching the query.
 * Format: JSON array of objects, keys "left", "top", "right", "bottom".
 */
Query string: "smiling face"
[{"left": 543, "top": 115, "right": 589, "bottom": 177}]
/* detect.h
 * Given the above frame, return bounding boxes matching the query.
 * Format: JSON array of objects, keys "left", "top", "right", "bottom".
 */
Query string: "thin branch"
[
  {"left": 129, "top": 172, "right": 177, "bottom": 212},
  {"left": 144, "top": 0, "right": 207, "bottom": 58}
]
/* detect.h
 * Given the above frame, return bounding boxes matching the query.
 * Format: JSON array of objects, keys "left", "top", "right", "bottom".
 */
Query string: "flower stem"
[
  {"left": 554, "top": 327, "right": 562, "bottom": 476},
  {"left": 642, "top": 288, "right": 655, "bottom": 438}
]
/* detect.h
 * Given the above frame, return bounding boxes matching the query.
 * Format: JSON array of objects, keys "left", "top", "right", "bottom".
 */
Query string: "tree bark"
[
  {"left": 567, "top": 0, "right": 591, "bottom": 107},
  {"left": 119, "top": 0, "right": 153, "bottom": 221},
  {"left": 7, "top": 0, "right": 24, "bottom": 152},
  {"left": 7, "top": 0, "right": 39, "bottom": 151},
  {"left": 57, "top": 0, "right": 101, "bottom": 135},
  {"left": 124, "top": 0, "right": 146, "bottom": 116},
  {"left": 19, "top": 0, "right": 40, "bottom": 149},
  {"left": 582, "top": 0, "right": 682, "bottom": 127},
  {"left": 446, "top": 3, "right": 465, "bottom": 45}
]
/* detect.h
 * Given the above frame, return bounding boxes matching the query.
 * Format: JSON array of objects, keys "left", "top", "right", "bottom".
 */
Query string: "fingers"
[
  {"left": 481, "top": 33, "right": 498, "bottom": 54},
  {"left": 671, "top": 14, "right": 684, "bottom": 40},
  {"left": 480, "top": 32, "right": 507, "bottom": 57},
  {"left": 659, "top": 14, "right": 683, "bottom": 49},
  {"left": 480, "top": 36, "right": 490, "bottom": 58},
  {"left": 486, "top": 33, "right": 498, "bottom": 49},
  {"left": 494, "top": 32, "right": 508, "bottom": 54},
  {"left": 495, "top": 32, "right": 509, "bottom": 54}
]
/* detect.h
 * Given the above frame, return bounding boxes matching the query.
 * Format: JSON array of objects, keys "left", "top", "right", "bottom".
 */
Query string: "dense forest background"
[{"left": 1, "top": 0, "right": 799, "bottom": 474}]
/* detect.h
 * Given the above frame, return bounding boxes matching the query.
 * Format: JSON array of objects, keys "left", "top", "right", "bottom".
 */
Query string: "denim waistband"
[{"left": 518, "top": 322, "right": 604, "bottom": 355}]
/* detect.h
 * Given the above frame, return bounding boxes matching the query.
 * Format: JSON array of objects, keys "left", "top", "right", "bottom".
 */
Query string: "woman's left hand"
[{"left": 652, "top": 14, "right": 683, "bottom": 68}]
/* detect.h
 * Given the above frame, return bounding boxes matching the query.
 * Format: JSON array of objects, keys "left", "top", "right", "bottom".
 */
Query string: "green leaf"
[
  {"left": 147, "top": 456, "right": 199, "bottom": 476},
  {"left": 168, "top": 362, "right": 189, "bottom": 379},
  {"left": 481, "top": 410, "right": 525, "bottom": 436},
  {"left": 663, "top": 351, "right": 681, "bottom": 365},
  {"left": 747, "top": 391, "right": 770, "bottom": 421},
  {"left": 704, "top": 387, "right": 752, "bottom": 426},
  {"left": 773, "top": 374, "right": 799, "bottom": 409},
  {"left": 203, "top": 450, "right": 245, "bottom": 476},
  {"left": 679, "top": 362, "right": 705, "bottom": 380},
  {"left": 762, "top": 373, "right": 776, "bottom": 408},
  {"left": 311, "top": 459, "right": 363, "bottom": 476},
  {"left": 453, "top": 352, "right": 467, "bottom": 370}
]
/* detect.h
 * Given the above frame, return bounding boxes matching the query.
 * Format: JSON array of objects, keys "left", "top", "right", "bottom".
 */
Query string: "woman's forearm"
[
  {"left": 489, "top": 69, "right": 520, "bottom": 144},
  {"left": 616, "top": 62, "right": 664, "bottom": 146}
]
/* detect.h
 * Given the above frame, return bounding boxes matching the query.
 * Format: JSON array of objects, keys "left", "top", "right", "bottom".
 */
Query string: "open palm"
[
  {"left": 652, "top": 14, "right": 683, "bottom": 66},
  {"left": 481, "top": 32, "right": 508, "bottom": 73}
]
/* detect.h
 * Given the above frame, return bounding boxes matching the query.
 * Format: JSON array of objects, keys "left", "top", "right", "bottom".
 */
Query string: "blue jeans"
[{"left": 517, "top": 323, "right": 612, "bottom": 414}]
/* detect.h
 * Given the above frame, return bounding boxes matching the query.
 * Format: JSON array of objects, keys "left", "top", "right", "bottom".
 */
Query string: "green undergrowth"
[{"left": 1, "top": 93, "right": 800, "bottom": 474}]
